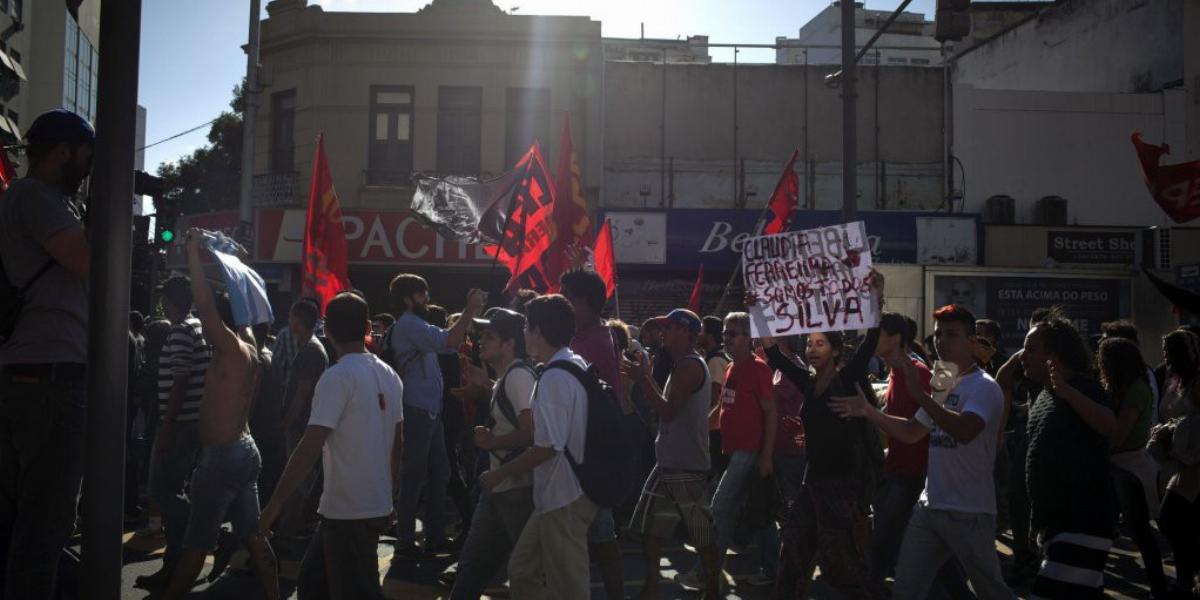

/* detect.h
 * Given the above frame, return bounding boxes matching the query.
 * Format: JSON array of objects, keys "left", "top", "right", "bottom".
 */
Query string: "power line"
[{"left": 136, "top": 118, "right": 219, "bottom": 153}]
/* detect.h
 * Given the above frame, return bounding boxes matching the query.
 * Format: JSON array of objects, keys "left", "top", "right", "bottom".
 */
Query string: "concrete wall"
[
  {"left": 954, "top": 0, "right": 1182, "bottom": 93},
  {"left": 952, "top": 87, "right": 1185, "bottom": 227},
  {"left": 255, "top": 0, "right": 603, "bottom": 210},
  {"left": 603, "top": 62, "right": 945, "bottom": 211}
]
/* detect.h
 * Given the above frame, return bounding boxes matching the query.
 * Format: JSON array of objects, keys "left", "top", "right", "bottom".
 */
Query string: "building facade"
[
  {"left": 0, "top": 0, "right": 101, "bottom": 144},
  {"left": 775, "top": 1, "right": 941, "bottom": 67},
  {"left": 175, "top": 0, "right": 1192, "bottom": 353},
  {"left": 603, "top": 35, "right": 711, "bottom": 64}
]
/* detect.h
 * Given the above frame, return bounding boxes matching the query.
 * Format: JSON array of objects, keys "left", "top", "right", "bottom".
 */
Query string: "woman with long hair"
[
  {"left": 756, "top": 271, "right": 887, "bottom": 600},
  {"left": 1156, "top": 329, "right": 1200, "bottom": 597},
  {"left": 1101, "top": 337, "right": 1168, "bottom": 599}
]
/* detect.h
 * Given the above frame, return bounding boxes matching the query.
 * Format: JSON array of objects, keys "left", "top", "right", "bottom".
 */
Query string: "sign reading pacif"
[{"left": 744, "top": 221, "right": 880, "bottom": 338}]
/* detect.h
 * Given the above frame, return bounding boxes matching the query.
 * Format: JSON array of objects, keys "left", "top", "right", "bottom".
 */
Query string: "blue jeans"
[
  {"left": 450, "top": 487, "right": 534, "bottom": 600},
  {"left": 710, "top": 450, "right": 778, "bottom": 574},
  {"left": 148, "top": 421, "right": 201, "bottom": 564},
  {"left": 0, "top": 376, "right": 86, "bottom": 600},
  {"left": 397, "top": 408, "right": 450, "bottom": 545},
  {"left": 183, "top": 436, "right": 262, "bottom": 551},
  {"left": 893, "top": 505, "right": 1014, "bottom": 600}
]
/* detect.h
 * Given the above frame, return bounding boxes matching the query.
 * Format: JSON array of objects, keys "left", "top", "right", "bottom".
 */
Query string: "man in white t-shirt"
[
  {"left": 833, "top": 305, "right": 1014, "bottom": 600},
  {"left": 449, "top": 308, "right": 537, "bottom": 600},
  {"left": 480, "top": 295, "right": 596, "bottom": 600},
  {"left": 259, "top": 292, "right": 405, "bottom": 599}
]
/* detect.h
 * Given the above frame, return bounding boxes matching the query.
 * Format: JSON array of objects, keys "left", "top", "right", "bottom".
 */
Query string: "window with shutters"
[
  {"left": 367, "top": 85, "right": 415, "bottom": 186},
  {"left": 270, "top": 90, "right": 296, "bottom": 173},
  {"left": 436, "top": 86, "right": 482, "bottom": 176}
]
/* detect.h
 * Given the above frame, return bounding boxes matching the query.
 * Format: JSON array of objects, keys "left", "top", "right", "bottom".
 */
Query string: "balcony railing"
[{"left": 252, "top": 171, "right": 300, "bottom": 207}]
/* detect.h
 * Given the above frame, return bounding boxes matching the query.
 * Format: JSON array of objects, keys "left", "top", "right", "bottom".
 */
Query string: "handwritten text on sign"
[{"left": 744, "top": 221, "right": 879, "bottom": 338}]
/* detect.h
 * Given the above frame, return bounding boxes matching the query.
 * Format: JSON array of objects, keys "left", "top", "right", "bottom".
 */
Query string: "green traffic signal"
[{"left": 160, "top": 230, "right": 175, "bottom": 243}]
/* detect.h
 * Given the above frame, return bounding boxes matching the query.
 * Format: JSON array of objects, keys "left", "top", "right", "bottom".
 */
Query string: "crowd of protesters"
[{"left": 3, "top": 108, "right": 1200, "bottom": 600}]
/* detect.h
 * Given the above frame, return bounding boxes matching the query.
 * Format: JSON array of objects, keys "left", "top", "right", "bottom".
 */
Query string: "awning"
[{"left": 0, "top": 50, "right": 25, "bottom": 81}]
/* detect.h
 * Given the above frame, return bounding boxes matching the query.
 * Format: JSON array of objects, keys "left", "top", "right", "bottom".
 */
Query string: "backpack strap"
[
  {"left": 494, "top": 361, "right": 534, "bottom": 430},
  {"left": 542, "top": 360, "right": 595, "bottom": 468},
  {"left": 488, "top": 361, "right": 536, "bottom": 465}
]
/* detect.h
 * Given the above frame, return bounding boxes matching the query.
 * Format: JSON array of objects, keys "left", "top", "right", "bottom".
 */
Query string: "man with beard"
[
  {"left": 386, "top": 274, "right": 484, "bottom": 558},
  {"left": 0, "top": 109, "right": 93, "bottom": 599}
]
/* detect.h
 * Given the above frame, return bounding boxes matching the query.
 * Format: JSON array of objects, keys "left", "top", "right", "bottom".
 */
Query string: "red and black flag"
[{"left": 482, "top": 142, "right": 557, "bottom": 292}]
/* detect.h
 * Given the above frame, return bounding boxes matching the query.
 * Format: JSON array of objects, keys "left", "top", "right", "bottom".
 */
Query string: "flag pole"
[
  {"left": 486, "top": 153, "right": 529, "bottom": 302},
  {"left": 714, "top": 150, "right": 799, "bottom": 314}
]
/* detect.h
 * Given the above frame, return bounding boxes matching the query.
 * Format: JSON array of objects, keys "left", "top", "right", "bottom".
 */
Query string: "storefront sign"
[
  {"left": 1046, "top": 230, "right": 1137, "bottom": 265},
  {"left": 744, "top": 222, "right": 878, "bottom": 337},
  {"left": 256, "top": 209, "right": 492, "bottom": 266},
  {"left": 1178, "top": 263, "right": 1200, "bottom": 294},
  {"left": 931, "top": 273, "right": 1130, "bottom": 351},
  {"left": 601, "top": 209, "right": 980, "bottom": 272}
]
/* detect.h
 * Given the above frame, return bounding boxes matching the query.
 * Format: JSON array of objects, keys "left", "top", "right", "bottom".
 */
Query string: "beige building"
[
  {"left": 0, "top": 0, "right": 101, "bottom": 144},
  {"left": 250, "top": 0, "right": 603, "bottom": 212}
]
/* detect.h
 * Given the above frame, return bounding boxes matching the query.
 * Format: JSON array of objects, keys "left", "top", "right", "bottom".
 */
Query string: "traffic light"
[
  {"left": 153, "top": 196, "right": 179, "bottom": 245},
  {"left": 934, "top": 0, "right": 971, "bottom": 43}
]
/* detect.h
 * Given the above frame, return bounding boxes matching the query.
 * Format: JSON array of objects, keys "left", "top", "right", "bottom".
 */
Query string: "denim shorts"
[{"left": 183, "top": 435, "right": 262, "bottom": 551}]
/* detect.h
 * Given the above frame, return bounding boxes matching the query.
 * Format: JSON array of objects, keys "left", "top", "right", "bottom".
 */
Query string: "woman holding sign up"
[{"left": 752, "top": 270, "right": 887, "bottom": 600}]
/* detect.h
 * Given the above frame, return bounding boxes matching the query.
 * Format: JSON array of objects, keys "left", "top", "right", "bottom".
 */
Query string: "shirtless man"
[{"left": 162, "top": 229, "right": 280, "bottom": 600}]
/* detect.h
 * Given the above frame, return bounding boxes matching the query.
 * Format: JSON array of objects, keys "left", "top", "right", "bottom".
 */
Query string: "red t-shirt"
[
  {"left": 719, "top": 356, "right": 775, "bottom": 454},
  {"left": 570, "top": 322, "right": 625, "bottom": 401},
  {"left": 884, "top": 358, "right": 932, "bottom": 478}
]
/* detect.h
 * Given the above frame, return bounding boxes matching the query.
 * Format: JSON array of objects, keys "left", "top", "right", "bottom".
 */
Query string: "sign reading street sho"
[{"left": 744, "top": 221, "right": 880, "bottom": 338}]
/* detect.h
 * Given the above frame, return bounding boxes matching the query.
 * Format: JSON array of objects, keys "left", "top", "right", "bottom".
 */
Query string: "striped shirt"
[{"left": 157, "top": 317, "right": 211, "bottom": 423}]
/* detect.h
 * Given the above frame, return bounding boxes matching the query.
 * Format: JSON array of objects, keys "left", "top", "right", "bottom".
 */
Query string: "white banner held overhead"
[{"left": 743, "top": 221, "right": 879, "bottom": 338}]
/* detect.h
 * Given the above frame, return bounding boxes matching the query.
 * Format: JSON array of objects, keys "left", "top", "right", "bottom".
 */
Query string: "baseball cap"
[
  {"left": 472, "top": 307, "right": 526, "bottom": 341},
  {"left": 654, "top": 309, "right": 702, "bottom": 334},
  {"left": 25, "top": 109, "right": 96, "bottom": 146}
]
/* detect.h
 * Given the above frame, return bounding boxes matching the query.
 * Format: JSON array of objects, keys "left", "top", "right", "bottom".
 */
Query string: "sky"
[{"left": 137, "top": 0, "right": 938, "bottom": 174}]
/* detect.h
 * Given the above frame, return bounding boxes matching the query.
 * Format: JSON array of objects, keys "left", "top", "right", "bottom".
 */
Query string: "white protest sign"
[{"left": 743, "top": 221, "right": 879, "bottom": 338}]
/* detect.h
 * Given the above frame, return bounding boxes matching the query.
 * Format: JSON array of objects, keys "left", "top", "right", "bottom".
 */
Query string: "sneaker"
[
  {"left": 674, "top": 568, "right": 703, "bottom": 591},
  {"left": 675, "top": 568, "right": 728, "bottom": 595},
  {"left": 746, "top": 571, "right": 775, "bottom": 587},
  {"left": 437, "top": 563, "right": 458, "bottom": 589}
]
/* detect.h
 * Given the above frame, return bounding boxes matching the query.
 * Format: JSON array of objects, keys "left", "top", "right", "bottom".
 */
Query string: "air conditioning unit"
[
  {"left": 984, "top": 195, "right": 1015, "bottom": 224},
  {"left": 1035, "top": 196, "right": 1068, "bottom": 226}
]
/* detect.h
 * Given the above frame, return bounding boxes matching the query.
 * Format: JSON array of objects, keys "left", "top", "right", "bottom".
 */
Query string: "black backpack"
[
  {"left": 542, "top": 360, "right": 637, "bottom": 508},
  {"left": 0, "top": 258, "right": 54, "bottom": 345}
]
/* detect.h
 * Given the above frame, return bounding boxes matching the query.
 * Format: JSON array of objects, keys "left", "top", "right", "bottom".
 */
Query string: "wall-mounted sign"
[{"left": 1046, "top": 230, "right": 1137, "bottom": 265}]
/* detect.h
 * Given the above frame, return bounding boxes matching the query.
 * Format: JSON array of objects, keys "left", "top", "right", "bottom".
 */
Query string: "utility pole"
[
  {"left": 238, "top": 0, "right": 262, "bottom": 244},
  {"left": 841, "top": 0, "right": 858, "bottom": 222},
  {"left": 83, "top": 0, "right": 142, "bottom": 596}
]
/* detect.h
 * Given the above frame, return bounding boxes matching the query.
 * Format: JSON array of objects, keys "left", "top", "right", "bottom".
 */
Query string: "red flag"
[
  {"left": 0, "top": 152, "right": 15, "bottom": 191},
  {"left": 483, "top": 142, "right": 557, "bottom": 291},
  {"left": 543, "top": 115, "right": 592, "bottom": 293},
  {"left": 1132, "top": 133, "right": 1200, "bottom": 223},
  {"left": 763, "top": 150, "right": 801, "bottom": 235},
  {"left": 688, "top": 264, "right": 704, "bottom": 314},
  {"left": 592, "top": 219, "right": 616, "bottom": 299},
  {"left": 302, "top": 133, "right": 351, "bottom": 312}
]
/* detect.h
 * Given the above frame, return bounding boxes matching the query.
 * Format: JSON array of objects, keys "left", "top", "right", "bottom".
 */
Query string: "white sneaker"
[{"left": 674, "top": 567, "right": 729, "bottom": 594}]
